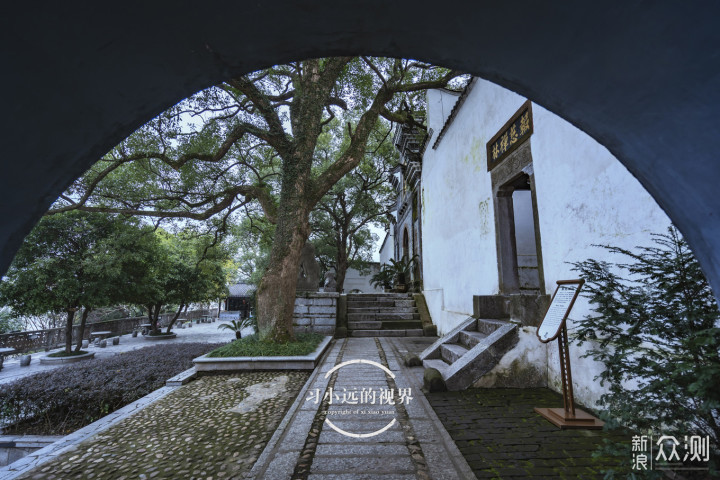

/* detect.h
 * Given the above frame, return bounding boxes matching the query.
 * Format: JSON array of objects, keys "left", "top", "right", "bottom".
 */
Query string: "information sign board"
[{"left": 537, "top": 279, "right": 584, "bottom": 343}]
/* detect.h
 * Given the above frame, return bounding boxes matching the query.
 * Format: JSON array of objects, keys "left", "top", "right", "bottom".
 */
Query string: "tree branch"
[{"left": 226, "top": 77, "right": 293, "bottom": 156}]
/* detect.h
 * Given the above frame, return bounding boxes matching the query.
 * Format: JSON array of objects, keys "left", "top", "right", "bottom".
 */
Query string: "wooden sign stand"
[{"left": 534, "top": 279, "right": 604, "bottom": 430}]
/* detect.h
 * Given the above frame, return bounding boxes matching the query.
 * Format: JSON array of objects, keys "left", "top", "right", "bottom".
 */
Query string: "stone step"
[
  {"left": 419, "top": 317, "right": 519, "bottom": 391},
  {"left": 347, "top": 321, "right": 382, "bottom": 330},
  {"left": 440, "top": 343, "right": 469, "bottom": 364},
  {"left": 392, "top": 300, "right": 416, "bottom": 308},
  {"left": 458, "top": 330, "right": 488, "bottom": 349},
  {"left": 349, "top": 329, "right": 423, "bottom": 337},
  {"left": 475, "top": 318, "right": 503, "bottom": 336},
  {"left": 346, "top": 299, "right": 417, "bottom": 308},
  {"left": 345, "top": 300, "right": 396, "bottom": 308},
  {"left": 347, "top": 307, "right": 418, "bottom": 314},
  {"left": 423, "top": 358, "right": 451, "bottom": 378},
  {"left": 347, "top": 293, "right": 412, "bottom": 298},
  {"left": 381, "top": 320, "right": 423, "bottom": 330},
  {"left": 347, "top": 313, "right": 421, "bottom": 322}
]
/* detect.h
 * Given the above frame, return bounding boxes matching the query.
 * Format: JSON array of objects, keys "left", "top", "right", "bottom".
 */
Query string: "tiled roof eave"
[{"left": 431, "top": 77, "right": 477, "bottom": 150}]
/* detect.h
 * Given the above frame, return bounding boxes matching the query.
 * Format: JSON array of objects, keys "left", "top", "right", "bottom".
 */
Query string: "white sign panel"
[{"left": 537, "top": 282, "right": 582, "bottom": 342}]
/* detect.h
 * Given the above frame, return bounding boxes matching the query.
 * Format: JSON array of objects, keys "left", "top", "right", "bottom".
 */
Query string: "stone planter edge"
[
  {"left": 192, "top": 335, "right": 332, "bottom": 372},
  {"left": 142, "top": 333, "right": 178, "bottom": 341},
  {"left": 39, "top": 351, "right": 95, "bottom": 365}
]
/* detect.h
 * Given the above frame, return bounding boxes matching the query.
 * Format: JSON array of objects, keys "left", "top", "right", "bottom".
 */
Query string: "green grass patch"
[
  {"left": 47, "top": 350, "right": 90, "bottom": 357},
  {"left": 206, "top": 333, "right": 325, "bottom": 358}
]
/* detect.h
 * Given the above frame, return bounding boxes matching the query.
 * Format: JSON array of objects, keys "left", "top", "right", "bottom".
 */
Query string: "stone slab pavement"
[
  {"left": 250, "top": 336, "right": 477, "bottom": 479},
  {"left": 427, "top": 388, "right": 630, "bottom": 479},
  {"left": 0, "top": 320, "right": 245, "bottom": 386}
]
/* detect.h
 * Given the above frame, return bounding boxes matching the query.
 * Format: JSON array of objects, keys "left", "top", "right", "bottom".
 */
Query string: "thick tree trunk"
[
  {"left": 336, "top": 254, "right": 349, "bottom": 293},
  {"left": 75, "top": 307, "right": 91, "bottom": 352},
  {"left": 147, "top": 303, "right": 162, "bottom": 334},
  {"left": 152, "top": 303, "right": 162, "bottom": 334},
  {"left": 64, "top": 309, "right": 75, "bottom": 354},
  {"left": 166, "top": 302, "right": 185, "bottom": 333},
  {"left": 256, "top": 204, "right": 311, "bottom": 342}
]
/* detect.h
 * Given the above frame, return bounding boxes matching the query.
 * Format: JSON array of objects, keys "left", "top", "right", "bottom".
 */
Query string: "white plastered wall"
[{"left": 421, "top": 79, "right": 672, "bottom": 407}]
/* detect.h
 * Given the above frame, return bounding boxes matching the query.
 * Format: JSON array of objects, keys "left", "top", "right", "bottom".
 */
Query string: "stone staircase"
[
  {"left": 419, "top": 316, "right": 518, "bottom": 391},
  {"left": 346, "top": 293, "right": 424, "bottom": 337}
]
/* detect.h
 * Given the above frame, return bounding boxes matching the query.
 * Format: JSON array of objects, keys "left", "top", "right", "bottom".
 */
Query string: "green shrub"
[
  {"left": 572, "top": 227, "right": 720, "bottom": 475},
  {"left": 206, "top": 332, "right": 324, "bottom": 357},
  {"left": 0, "top": 342, "right": 221, "bottom": 435}
]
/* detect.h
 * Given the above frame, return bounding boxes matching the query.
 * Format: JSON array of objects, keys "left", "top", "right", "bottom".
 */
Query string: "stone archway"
[{"left": 2, "top": 2, "right": 720, "bottom": 297}]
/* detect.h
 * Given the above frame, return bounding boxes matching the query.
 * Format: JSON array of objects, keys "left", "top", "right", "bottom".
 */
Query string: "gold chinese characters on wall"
[{"left": 486, "top": 100, "right": 533, "bottom": 171}]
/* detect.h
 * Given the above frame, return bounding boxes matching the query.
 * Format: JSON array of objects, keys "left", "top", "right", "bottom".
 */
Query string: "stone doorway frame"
[{"left": 491, "top": 140, "right": 546, "bottom": 295}]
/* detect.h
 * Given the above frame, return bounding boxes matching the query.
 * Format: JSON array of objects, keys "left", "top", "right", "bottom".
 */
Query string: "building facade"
[{"left": 392, "top": 78, "right": 672, "bottom": 407}]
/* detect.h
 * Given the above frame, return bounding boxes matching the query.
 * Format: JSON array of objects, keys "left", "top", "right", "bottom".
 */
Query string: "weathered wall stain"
[{"left": 478, "top": 199, "right": 491, "bottom": 236}]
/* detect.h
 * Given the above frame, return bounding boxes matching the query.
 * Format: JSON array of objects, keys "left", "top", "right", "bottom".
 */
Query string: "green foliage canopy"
[
  {"left": 0, "top": 212, "right": 155, "bottom": 351},
  {"left": 310, "top": 117, "right": 397, "bottom": 291}
]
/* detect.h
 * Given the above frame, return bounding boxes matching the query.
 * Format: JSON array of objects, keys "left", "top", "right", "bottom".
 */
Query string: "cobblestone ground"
[
  {"left": 428, "top": 388, "right": 629, "bottom": 479},
  {"left": 18, "top": 371, "right": 309, "bottom": 480}
]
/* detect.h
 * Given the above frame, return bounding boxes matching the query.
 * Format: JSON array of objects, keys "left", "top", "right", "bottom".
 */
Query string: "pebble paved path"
[{"left": 16, "top": 371, "right": 309, "bottom": 480}]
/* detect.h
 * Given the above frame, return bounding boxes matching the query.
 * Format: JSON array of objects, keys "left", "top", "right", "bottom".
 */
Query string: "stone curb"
[
  {"left": 38, "top": 351, "right": 95, "bottom": 365},
  {"left": 0, "top": 386, "right": 178, "bottom": 479},
  {"left": 142, "top": 333, "right": 177, "bottom": 340},
  {"left": 165, "top": 367, "right": 196, "bottom": 386}
]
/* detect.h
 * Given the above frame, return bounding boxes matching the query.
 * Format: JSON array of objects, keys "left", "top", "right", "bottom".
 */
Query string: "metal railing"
[{"left": 0, "top": 308, "right": 218, "bottom": 354}]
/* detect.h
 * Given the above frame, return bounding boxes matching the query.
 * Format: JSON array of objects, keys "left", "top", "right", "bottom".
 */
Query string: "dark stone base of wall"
[{"left": 472, "top": 294, "right": 550, "bottom": 326}]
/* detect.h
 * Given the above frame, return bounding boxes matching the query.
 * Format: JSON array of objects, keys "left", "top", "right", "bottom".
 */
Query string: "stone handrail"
[{"left": 0, "top": 308, "right": 218, "bottom": 354}]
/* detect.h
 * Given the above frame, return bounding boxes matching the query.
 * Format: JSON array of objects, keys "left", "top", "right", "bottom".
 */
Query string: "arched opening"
[
  {"left": 1, "top": 3, "right": 720, "bottom": 300},
  {"left": 1, "top": 11, "right": 718, "bottom": 472}
]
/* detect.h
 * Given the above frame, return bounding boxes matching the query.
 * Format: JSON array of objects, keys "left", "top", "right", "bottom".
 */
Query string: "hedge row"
[{"left": 0, "top": 342, "right": 221, "bottom": 435}]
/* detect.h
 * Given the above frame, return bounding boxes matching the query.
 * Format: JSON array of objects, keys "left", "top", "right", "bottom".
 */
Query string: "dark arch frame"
[{"left": 2, "top": 1, "right": 720, "bottom": 295}]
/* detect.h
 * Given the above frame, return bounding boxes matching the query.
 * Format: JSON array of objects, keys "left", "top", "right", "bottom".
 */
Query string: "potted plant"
[
  {"left": 372, "top": 255, "right": 418, "bottom": 293},
  {"left": 371, "top": 266, "right": 395, "bottom": 292},
  {"left": 217, "top": 317, "right": 254, "bottom": 340},
  {"left": 391, "top": 255, "right": 418, "bottom": 292}
]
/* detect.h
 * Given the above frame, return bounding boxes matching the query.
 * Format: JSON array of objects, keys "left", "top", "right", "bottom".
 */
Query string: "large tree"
[
  {"left": 127, "top": 230, "right": 232, "bottom": 335},
  {"left": 311, "top": 121, "right": 397, "bottom": 292},
  {"left": 48, "top": 57, "right": 463, "bottom": 342},
  {"left": 0, "top": 212, "right": 153, "bottom": 353}
]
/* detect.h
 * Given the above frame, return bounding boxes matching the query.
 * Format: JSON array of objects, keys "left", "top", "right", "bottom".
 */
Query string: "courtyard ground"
[
  {"left": 14, "top": 372, "right": 309, "bottom": 479},
  {"left": 2, "top": 336, "right": 632, "bottom": 479}
]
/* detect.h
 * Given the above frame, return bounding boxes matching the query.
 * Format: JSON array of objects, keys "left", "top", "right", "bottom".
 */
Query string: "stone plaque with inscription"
[{"left": 487, "top": 100, "right": 533, "bottom": 171}]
